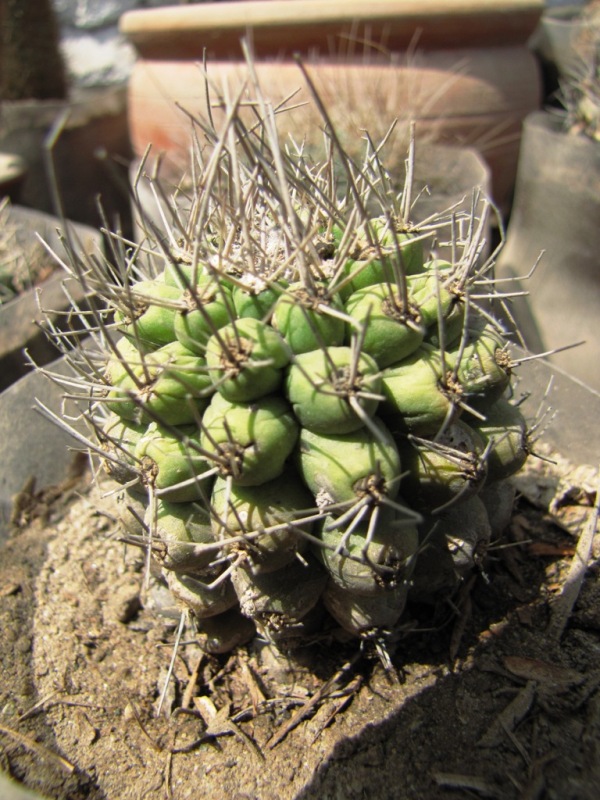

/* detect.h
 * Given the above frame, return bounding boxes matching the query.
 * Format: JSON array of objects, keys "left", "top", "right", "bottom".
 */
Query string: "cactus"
[{"left": 37, "top": 60, "right": 532, "bottom": 663}]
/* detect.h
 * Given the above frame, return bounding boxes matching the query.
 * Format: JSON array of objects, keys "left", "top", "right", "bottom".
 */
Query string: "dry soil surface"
[{"left": 0, "top": 450, "right": 599, "bottom": 800}]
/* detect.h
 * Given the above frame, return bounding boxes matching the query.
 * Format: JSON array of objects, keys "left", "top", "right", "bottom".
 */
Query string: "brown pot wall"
[{"left": 126, "top": 49, "right": 540, "bottom": 214}]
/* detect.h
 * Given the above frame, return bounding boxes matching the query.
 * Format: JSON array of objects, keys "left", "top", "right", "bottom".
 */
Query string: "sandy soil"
[{"left": 0, "top": 450, "right": 599, "bottom": 800}]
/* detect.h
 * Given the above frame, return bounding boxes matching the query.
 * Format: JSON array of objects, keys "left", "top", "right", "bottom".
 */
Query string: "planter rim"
[
  {"left": 525, "top": 109, "right": 568, "bottom": 133},
  {"left": 120, "top": 0, "right": 543, "bottom": 59},
  {"left": 541, "top": 4, "right": 588, "bottom": 24},
  {"left": 524, "top": 108, "right": 600, "bottom": 149}
]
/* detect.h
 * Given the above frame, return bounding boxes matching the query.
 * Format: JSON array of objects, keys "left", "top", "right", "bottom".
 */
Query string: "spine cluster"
[{"left": 40, "top": 66, "right": 531, "bottom": 657}]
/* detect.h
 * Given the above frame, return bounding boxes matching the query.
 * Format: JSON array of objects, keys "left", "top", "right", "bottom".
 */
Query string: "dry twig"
[
  {"left": 266, "top": 652, "right": 361, "bottom": 749},
  {"left": 0, "top": 722, "right": 75, "bottom": 775},
  {"left": 547, "top": 472, "right": 600, "bottom": 641}
]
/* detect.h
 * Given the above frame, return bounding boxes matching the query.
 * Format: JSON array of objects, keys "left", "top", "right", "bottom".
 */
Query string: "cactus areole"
[{"left": 41, "top": 60, "right": 531, "bottom": 662}]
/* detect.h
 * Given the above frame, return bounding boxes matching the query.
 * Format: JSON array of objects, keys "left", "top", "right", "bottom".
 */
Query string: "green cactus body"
[
  {"left": 115, "top": 280, "right": 182, "bottom": 348},
  {"left": 194, "top": 608, "right": 256, "bottom": 654},
  {"left": 411, "top": 494, "right": 492, "bottom": 602},
  {"left": 45, "top": 72, "right": 533, "bottom": 655},
  {"left": 341, "top": 219, "right": 425, "bottom": 280},
  {"left": 146, "top": 499, "right": 216, "bottom": 573},
  {"left": 344, "top": 283, "right": 426, "bottom": 368},
  {"left": 339, "top": 257, "right": 395, "bottom": 300},
  {"left": 167, "top": 569, "right": 238, "bottom": 619},
  {"left": 298, "top": 419, "right": 401, "bottom": 508},
  {"left": 339, "top": 238, "right": 425, "bottom": 299},
  {"left": 99, "top": 414, "right": 145, "bottom": 486},
  {"left": 285, "top": 346, "right": 382, "bottom": 435},
  {"left": 163, "top": 260, "right": 205, "bottom": 289},
  {"left": 205, "top": 317, "right": 291, "bottom": 403},
  {"left": 407, "top": 271, "right": 462, "bottom": 330},
  {"left": 316, "top": 506, "right": 418, "bottom": 595},
  {"left": 479, "top": 480, "right": 517, "bottom": 539},
  {"left": 135, "top": 423, "right": 213, "bottom": 502},
  {"left": 369, "top": 220, "right": 425, "bottom": 275},
  {"left": 108, "top": 340, "right": 213, "bottom": 423},
  {"left": 200, "top": 393, "right": 299, "bottom": 486},
  {"left": 174, "top": 277, "right": 235, "bottom": 354},
  {"left": 449, "top": 325, "right": 512, "bottom": 407},
  {"left": 272, "top": 282, "right": 345, "bottom": 354},
  {"left": 210, "top": 471, "right": 313, "bottom": 573},
  {"left": 232, "top": 279, "right": 287, "bottom": 320},
  {"left": 468, "top": 398, "right": 529, "bottom": 481},
  {"left": 141, "top": 342, "right": 213, "bottom": 424},
  {"left": 379, "top": 345, "right": 461, "bottom": 436},
  {"left": 397, "top": 420, "right": 488, "bottom": 511},
  {"left": 425, "top": 297, "right": 467, "bottom": 349},
  {"left": 231, "top": 555, "right": 328, "bottom": 641},
  {"left": 104, "top": 336, "right": 148, "bottom": 389},
  {"left": 323, "top": 580, "right": 410, "bottom": 637}
]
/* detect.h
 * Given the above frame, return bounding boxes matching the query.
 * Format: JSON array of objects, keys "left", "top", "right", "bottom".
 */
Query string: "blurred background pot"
[
  {"left": 0, "top": 152, "right": 27, "bottom": 202},
  {"left": 496, "top": 110, "right": 600, "bottom": 392},
  {"left": 120, "top": 0, "right": 543, "bottom": 216},
  {"left": 0, "top": 88, "right": 132, "bottom": 231},
  {"left": 531, "top": 2, "right": 592, "bottom": 82},
  {"left": 0, "top": 0, "right": 133, "bottom": 230},
  {"left": 0, "top": 206, "right": 101, "bottom": 392}
]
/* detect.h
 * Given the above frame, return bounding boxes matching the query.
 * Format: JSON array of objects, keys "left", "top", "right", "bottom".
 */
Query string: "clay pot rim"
[{"left": 120, "top": 0, "right": 543, "bottom": 59}]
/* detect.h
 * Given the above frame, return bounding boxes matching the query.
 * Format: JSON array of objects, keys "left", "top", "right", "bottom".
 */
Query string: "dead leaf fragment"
[
  {"left": 504, "top": 656, "right": 584, "bottom": 686},
  {"left": 433, "top": 771, "right": 500, "bottom": 798},
  {"left": 0, "top": 582, "right": 21, "bottom": 597}
]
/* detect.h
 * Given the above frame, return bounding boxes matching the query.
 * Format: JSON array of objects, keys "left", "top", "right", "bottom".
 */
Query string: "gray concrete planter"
[
  {"left": 496, "top": 111, "right": 600, "bottom": 393},
  {"left": 0, "top": 206, "right": 101, "bottom": 392},
  {"left": 0, "top": 354, "right": 88, "bottom": 541},
  {"left": 0, "top": 86, "right": 132, "bottom": 231}
]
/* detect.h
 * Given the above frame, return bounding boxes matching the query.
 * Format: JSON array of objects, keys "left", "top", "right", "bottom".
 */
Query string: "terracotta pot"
[
  {"left": 120, "top": 0, "right": 543, "bottom": 215},
  {"left": 121, "top": 0, "right": 543, "bottom": 58},
  {"left": 495, "top": 111, "right": 600, "bottom": 392}
]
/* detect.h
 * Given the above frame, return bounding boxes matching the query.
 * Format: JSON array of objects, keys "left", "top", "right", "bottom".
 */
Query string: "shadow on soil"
[{"left": 295, "top": 498, "right": 600, "bottom": 800}]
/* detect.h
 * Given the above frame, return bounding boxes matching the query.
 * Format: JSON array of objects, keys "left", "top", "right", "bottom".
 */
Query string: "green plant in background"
[
  {"left": 37, "top": 58, "right": 533, "bottom": 664},
  {"left": 0, "top": 0, "right": 67, "bottom": 101}
]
